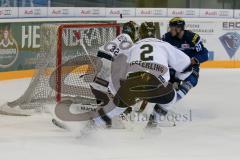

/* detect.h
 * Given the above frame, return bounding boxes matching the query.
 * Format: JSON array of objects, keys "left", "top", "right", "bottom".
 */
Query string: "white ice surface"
[{"left": 0, "top": 69, "right": 240, "bottom": 160}]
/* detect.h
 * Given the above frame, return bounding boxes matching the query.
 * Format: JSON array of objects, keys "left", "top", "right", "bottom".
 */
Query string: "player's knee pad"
[
  {"left": 178, "top": 81, "right": 193, "bottom": 96},
  {"left": 177, "top": 70, "right": 199, "bottom": 100},
  {"left": 184, "top": 69, "right": 199, "bottom": 87}
]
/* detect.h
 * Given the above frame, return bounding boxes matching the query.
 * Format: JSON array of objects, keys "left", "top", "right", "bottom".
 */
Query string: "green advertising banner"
[
  {"left": 0, "top": 21, "right": 115, "bottom": 72},
  {"left": 0, "top": 22, "right": 44, "bottom": 72}
]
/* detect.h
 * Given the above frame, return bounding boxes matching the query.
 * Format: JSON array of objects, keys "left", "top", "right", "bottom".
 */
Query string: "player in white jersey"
[
  {"left": 93, "top": 22, "right": 193, "bottom": 128},
  {"left": 51, "top": 21, "right": 139, "bottom": 130},
  {"left": 93, "top": 21, "right": 138, "bottom": 95},
  {"left": 90, "top": 21, "right": 139, "bottom": 127}
]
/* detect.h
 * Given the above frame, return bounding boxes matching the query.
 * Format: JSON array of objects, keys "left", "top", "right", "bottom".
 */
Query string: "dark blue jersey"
[{"left": 162, "top": 30, "right": 209, "bottom": 63}]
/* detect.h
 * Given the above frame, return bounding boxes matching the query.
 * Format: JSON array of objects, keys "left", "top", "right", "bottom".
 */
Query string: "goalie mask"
[
  {"left": 122, "top": 21, "right": 139, "bottom": 42},
  {"left": 139, "top": 22, "right": 156, "bottom": 39}
]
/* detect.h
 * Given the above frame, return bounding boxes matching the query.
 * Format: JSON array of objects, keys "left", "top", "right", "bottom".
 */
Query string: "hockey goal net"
[{"left": 1, "top": 23, "right": 120, "bottom": 116}]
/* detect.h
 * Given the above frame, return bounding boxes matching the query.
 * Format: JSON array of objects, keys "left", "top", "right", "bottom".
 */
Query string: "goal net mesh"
[{"left": 6, "top": 23, "right": 120, "bottom": 114}]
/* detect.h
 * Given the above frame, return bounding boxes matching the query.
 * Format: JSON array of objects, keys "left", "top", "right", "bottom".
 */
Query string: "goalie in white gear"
[
  {"left": 94, "top": 21, "right": 139, "bottom": 98},
  {"left": 52, "top": 21, "right": 139, "bottom": 130},
  {"left": 91, "top": 21, "right": 139, "bottom": 127},
  {"left": 92, "top": 22, "right": 193, "bottom": 128}
]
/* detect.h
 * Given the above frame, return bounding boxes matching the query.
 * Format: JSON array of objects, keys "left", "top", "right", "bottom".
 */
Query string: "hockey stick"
[{"left": 74, "top": 31, "right": 97, "bottom": 70}]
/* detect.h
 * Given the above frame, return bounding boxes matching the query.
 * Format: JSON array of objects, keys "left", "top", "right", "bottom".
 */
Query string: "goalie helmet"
[
  {"left": 122, "top": 21, "right": 139, "bottom": 42},
  {"left": 169, "top": 17, "right": 185, "bottom": 30},
  {"left": 139, "top": 22, "right": 156, "bottom": 39}
]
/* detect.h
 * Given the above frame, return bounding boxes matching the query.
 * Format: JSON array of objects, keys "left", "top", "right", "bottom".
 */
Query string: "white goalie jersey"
[
  {"left": 95, "top": 33, "right": 134, "bottom": 95},
  {"left": 98, "top": 33, "right": 134, "bottom": 58},
  {"left": 126, "top": 38, "right": 191, "bottom": 83}
]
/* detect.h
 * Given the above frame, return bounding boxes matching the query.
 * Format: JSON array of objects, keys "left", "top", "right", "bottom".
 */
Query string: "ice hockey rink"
[{"left": 0, "top": 68, "right": 239, "bottom": 160}]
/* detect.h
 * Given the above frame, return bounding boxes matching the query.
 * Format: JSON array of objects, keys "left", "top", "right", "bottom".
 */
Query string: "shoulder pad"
[
  {"left": 185, "top": 30, "right": 201, "bottom": 45},
  {"left": 192, "top": 33, "right": 200, "bottom": 45}
]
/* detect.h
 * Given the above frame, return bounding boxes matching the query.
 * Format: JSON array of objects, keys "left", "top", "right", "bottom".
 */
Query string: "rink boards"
[{"left": 1, "top": 17, "right": 240, "bottom": 80}]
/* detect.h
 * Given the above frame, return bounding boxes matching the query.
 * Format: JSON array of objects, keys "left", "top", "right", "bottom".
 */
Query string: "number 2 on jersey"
[{"left": 140, "top": 44, "right": 153, "bottom": 61}]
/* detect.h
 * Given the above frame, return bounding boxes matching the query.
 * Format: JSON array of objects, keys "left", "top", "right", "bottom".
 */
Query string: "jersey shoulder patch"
[
  {"left": 185, "top": 30, "right": 201, "bottom": 45},
  {"left": 192, "top": 33, "right": 200, "bottom": 45}
]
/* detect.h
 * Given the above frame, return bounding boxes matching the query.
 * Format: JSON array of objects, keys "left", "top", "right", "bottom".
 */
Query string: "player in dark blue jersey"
[
  {"left": 147, "top": 18, "right": 209, "bottom": 128},
  {"left": 162, "top": 17, "right": 209, "bottom": 101}
]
